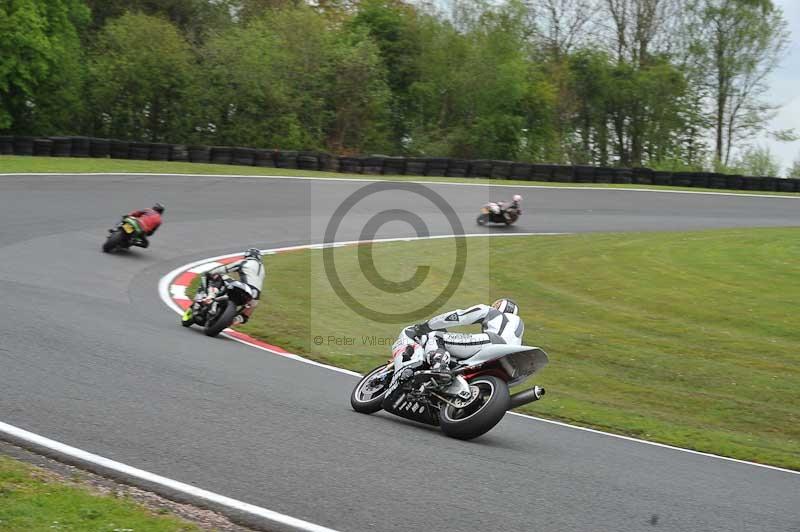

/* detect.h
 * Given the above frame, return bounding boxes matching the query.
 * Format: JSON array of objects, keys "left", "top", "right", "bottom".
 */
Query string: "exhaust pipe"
[{"left": 508, "top": 386, "right": 545, "bottom": 409}]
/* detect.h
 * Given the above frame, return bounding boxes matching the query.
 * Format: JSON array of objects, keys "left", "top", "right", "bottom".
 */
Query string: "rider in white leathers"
[
  {"left": 393, "top": 298, "right": 523, "bottom": 372},
  {"left": 201, "top": 247, "right": 265, "bottom": 325}
]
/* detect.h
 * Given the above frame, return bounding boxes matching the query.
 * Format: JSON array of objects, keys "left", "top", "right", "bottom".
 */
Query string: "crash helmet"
[
  {"left": 153, "top": 202, "right": 165, "bottom": 214},
  {"left": 245, "top": 247, "right": 262, "bottom": 261},
  {"left": 492, "top": 298, "right": 519, "bottom": 315},
  {"left": 512, "top": 194, "right": 522, "bottom": 203}
]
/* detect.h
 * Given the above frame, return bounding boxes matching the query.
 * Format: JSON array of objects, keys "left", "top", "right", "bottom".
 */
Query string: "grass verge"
[
  {"left": 2, "top": 155, "right": 797, "bottom": 196},
  {"left": 0, "top": 455, "right": 199, "bottom": 531},
  {"left": 211, "top": 228, "right": 800, "bottom": 469}
]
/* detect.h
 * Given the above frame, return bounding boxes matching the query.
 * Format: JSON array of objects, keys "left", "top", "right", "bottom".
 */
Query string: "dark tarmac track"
[{"left": 0, "top": 173, "right": 798, "bottom": 531}]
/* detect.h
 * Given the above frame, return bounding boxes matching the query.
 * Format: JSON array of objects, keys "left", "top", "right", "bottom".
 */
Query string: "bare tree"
[
  {"left": 537, "top": 0, "right": 595, "bottom": 58},
  {"left": 688, "top": 0, "right": 789, "bottom": 166}
]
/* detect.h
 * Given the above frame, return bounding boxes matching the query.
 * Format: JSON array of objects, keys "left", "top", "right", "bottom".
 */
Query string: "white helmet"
[
  {"left": 492, "top": 298, "right": 519, "bottom": 315},
  {"left": 513, "top": 194, "right": 522, "bottom": 202}
]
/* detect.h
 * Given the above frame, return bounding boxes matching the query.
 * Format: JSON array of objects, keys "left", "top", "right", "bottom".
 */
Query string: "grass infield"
[
  {"left": 0, "top": 456, "right": 199, "bottom": 531},
  {"left": 218, "top": 228, "right": 800, "bottom": 470},
  {"left": 2, "top": 155, "right": 798, "bottom": 196}
]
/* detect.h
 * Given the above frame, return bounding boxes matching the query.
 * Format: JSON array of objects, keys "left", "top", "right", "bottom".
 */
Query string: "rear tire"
[
  {"left": 351, "top": 365, "right": 393, "bottom": 414},
  {"left": 438, "top": 376, "right": 510, "bottom": 440},
  {"left": 102, "top": 231, "right": 126, "bottom": 253},
  {"left": 204, "top": 301, "right": 237, "bottom": 337}
]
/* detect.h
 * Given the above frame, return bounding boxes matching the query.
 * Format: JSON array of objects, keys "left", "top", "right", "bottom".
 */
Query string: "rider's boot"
[{"left": 425, "top": 348, "right": 452, "bottom": 372}]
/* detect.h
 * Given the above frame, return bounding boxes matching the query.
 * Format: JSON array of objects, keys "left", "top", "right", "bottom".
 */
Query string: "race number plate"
[{"left": 122, "top": 223, "right": 135, "bottom": 234}]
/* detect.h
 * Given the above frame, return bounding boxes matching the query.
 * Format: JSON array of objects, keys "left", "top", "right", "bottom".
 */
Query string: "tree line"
[{"left": 1, "top": 0, "right": 796, "bottom": 176}]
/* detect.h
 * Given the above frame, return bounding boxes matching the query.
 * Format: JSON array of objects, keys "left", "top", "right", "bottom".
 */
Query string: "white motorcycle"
[{"left": 350, "top": 332, "right": 548, "bottom": 440}]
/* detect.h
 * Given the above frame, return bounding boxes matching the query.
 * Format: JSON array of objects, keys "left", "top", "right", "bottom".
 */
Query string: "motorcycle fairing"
[{"left": 457, "top": 345, "right": 549, "bottom": 387}]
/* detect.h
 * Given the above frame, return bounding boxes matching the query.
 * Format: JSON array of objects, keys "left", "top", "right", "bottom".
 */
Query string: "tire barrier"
[
  {"left": 128, "top": 142, "right": 151, "bottom": 160},
  {"left": 276, "top": 150, "right": 298, "bottom": 169},
  {"left": 109, "top": 140, "right": 130, "bottom": 159},
  {"left": 297, "top": 151, "right": 320, "bottom": 171},
  {"left": 490, "top": 161, "right": 513, "bottom": 179},
  {"left": 12, "top": 136, "right": 34, "bottom": 156},
  {"left": 254, "top": 148, "right": 276, "bottom": 167},
  {"left": 149, "top": 143, "right": 171, "bottom": 162},
  {"left": 169, "top": 144, "right": 189, "bottom": 162},
  {"left": 425, "top": 157, "right": 450, "bottom": 177},
  {"left": 468, "top": 160, "right": 492, "bottom": 178},
  {"left": 188, "top": 145, "right": 210, "bottom": 163},
  {"left": 1, "top": 134, "right": 797, "bottom": 192},
  {"left": 33, "top": 138, "right": 53, "bottom": 157},
  {"left": 0, "top": 136, "right": 13, "bottom": 155},
  {"left": 446, "top": 159, "right": 469, "bottom": 178},
  {"left": 210, "top": 146, "right": 233, "bottom": 165},
  {"left": 361, "top": 156, "right": 385, "bottom": 175},
  {"left": 89, "top": 138, "right": 110, "bottom": 158},
  {"left": 71, "top": 136, "right": 90, "bottom": 157}
]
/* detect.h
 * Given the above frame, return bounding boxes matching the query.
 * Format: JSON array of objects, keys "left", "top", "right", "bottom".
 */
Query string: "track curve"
[{"left": 1, "top": 173, "right": 799, "bottom": 532}]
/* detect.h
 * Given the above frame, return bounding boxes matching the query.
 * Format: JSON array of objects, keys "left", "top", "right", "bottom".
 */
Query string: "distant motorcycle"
[
  {"left": 102, "top": 216, "right": 146, "bottom": 253},
  {"left": 350, "top": 333, "right": 548, "bottom": 440},
  {"left": 476, "top": 202, "right": 521, "bottom": 226},
  {"left": 181, "top": 276, "right": 252, "bottom": 337}
]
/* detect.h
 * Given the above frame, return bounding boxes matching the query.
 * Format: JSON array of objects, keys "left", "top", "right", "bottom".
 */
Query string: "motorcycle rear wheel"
[
  {"left": 102, "top": 231, "right": 126, "bottom": 253},
  {"left": 439, "top": 375, "right": 510, "bottom": 440},
  {"left": 204, "top": 301, "right": 237, "bottom": 337},
  {"left": 351, "top": 364, "right": 393, "bottom": 414}
]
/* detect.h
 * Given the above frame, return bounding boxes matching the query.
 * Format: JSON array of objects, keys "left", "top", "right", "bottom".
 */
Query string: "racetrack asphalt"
[{"left": 0, "top": 173, "right": 798, "bottom": 532}]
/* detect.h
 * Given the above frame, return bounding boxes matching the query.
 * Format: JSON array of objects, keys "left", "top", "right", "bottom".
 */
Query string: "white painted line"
[
  {"left": 188, "top": 262, "right": 221, "bottom": 274},
  {"left": 159, "top": 233, "right": 800, "bottom": 477},
  {"left": 3, "top": 171, "right": 799, "bottom": 200},
  {"left": 504, "top": 411, "right": 800, "bottom": 476},
  {"left": 0, "top": 420, "right": 341, "bottom": 532}
]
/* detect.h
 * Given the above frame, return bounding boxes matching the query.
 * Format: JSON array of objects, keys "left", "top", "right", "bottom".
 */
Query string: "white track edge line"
[
  {"left": 0, "top": 421, "right": 340, "bottom": 532},
  {"left": 160, "top": 233, "right": 800, "bottom": 477},
  {"left": 2, "top": 172, "right": 799, "bottom": 199},
  {"left": 503, "top": 412, "right": 800, "bottom": 476}
]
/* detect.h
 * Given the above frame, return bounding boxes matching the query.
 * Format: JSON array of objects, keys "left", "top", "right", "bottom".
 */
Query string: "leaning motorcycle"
[
  {"left": 476, "top": 203, "right": 520, "bottom": 226},
  {"left": 350, "top": 334, "right": 548, "bottom": 440},
  {"left": 102, "top": 216, "right": 145, "bottom": 252},
  {"left": 181, "top": 276, "right": 252, "bottom": 337}
]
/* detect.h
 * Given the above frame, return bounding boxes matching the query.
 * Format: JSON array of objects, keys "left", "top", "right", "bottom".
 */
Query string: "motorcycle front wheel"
[
  {"left": 476, "top": 213, "right": 489, "bottom": 226},
  {"left": 204, "top": 300, "right": 237, "bottom": 337},
  {"left": 351, "top": 364, "right": 393, "bottom": 414},
  {"left": 438, "top": 375, "right": 510, "bottom": 440}
]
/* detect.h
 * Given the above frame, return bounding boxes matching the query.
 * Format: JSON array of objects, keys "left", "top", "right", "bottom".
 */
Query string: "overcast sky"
[{"left": 757, "top": 0, "right": 799, "bottom": 174}]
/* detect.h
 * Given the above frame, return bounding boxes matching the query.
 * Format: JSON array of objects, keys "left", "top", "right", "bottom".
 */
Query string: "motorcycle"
[
  {"left": 476, "top": 203, "right": 521, "bottom": 226},
  {"left": 102, "top": 216, "right": 146, "bottom": 252},
  {"left": 181, "top": 276, "right": 252, "bottom": 337},
  {"left": 350, "top": 333, "right": 548, "bottom": 440}
]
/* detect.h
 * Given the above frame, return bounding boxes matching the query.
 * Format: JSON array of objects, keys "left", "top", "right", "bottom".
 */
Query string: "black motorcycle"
[
  {"left": 102, "top": 216, "right": 146, "bottom": 252},
  {"left": 476, "top": 202, "right": 520, "bottom": 226},
  {"left": 181, "top": 276, "right": 252, "bottom": 337}
]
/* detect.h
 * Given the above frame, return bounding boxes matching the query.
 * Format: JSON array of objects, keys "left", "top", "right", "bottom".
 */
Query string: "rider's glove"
[{"left": 412, "top": 322, "right": 431, "bottom": 340}]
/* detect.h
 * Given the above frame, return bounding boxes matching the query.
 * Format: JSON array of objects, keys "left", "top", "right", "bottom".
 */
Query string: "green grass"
[
  {"left": 223, "top": 228, "right": 800, "bottom": 469},
  {"left": 0, "top": 456, "right": 199, "bottom": 531},
  {"left": 2, "top": 155, "right": 797, "bottom": 196}
]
